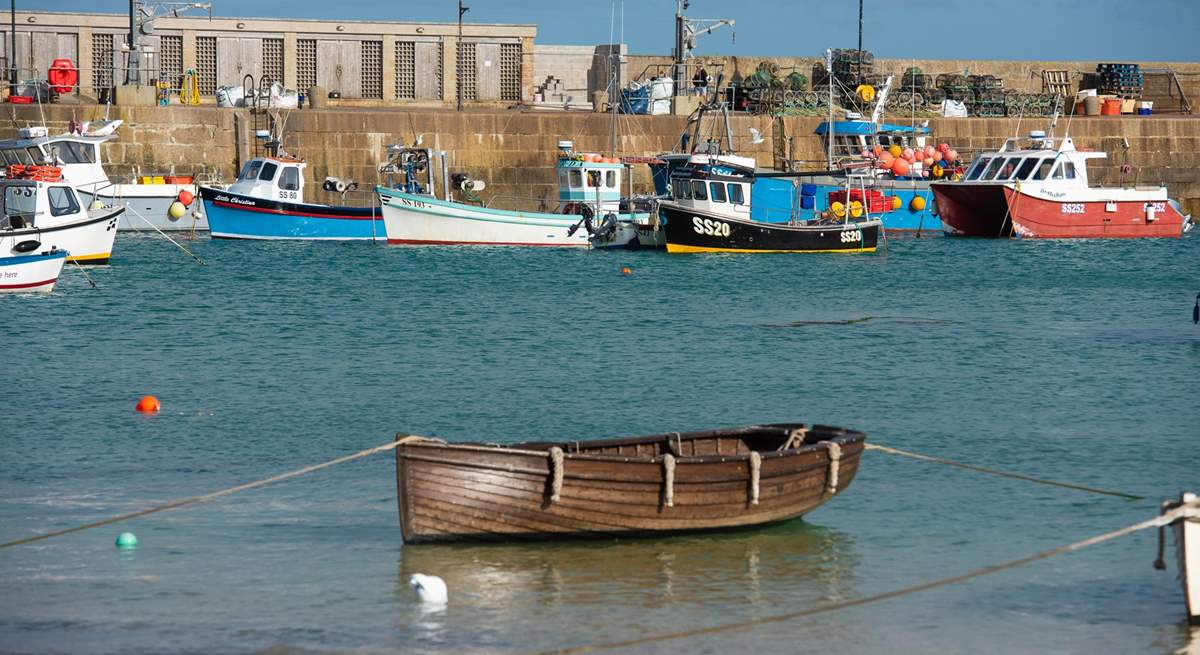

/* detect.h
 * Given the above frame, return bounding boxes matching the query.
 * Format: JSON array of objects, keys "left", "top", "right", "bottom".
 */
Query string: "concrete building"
[{"left": 1, "top": 11, "right": 536, "bottom": 105}]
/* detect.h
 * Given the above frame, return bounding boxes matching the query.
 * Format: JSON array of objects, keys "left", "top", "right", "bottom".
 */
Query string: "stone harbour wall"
[{"left": 4, "top": 104, "right": 1199, "bottom": 217}]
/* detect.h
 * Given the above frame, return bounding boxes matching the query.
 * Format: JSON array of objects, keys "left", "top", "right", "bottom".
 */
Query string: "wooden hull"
[
  {"left": 395, "top": 423, "right": 865, "bottom": 543},
  {"left": 660, "top": 202, "right": 880, "bottom": 254}
]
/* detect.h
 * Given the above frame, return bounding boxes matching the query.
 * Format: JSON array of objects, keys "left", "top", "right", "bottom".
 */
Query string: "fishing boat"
[
  {"left": 932, "top": 130, "right": 1190, "bottom": 238},
  {"left": 1, "top": 166, "right": 123, "bottom": 264},
  {"left": 0, "top": 250, "right": 68, "bottom": 293},
  {"left": 200, "top": 154, "right": 383, "bottom": 240},
  {"left": 376, "top": 141, "right": 653, "bottom": 248},
  {"left": 1163, "top": 492, "right": 1200, "bottom": 626},
  {"left": 0, "top": 121, "right": 205, "bottom": 233},
  {"left": 393, "top": 422, "right": 865, "bottom": 543},
  {"left": 658, "top": 152, "right": 881, "bottom": 253}
]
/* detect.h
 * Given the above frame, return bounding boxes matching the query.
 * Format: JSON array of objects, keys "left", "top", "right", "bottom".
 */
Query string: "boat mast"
[{"left": 826, "top": 49, "right": 834, "bottom": 171}]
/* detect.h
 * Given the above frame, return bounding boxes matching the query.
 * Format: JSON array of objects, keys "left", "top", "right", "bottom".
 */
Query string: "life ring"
[
  {"left": 855, "top": 84, "right": 876, "bottom": 103},
  {"left": 47, "top": 59, "right": 78, "bottom": 94}
]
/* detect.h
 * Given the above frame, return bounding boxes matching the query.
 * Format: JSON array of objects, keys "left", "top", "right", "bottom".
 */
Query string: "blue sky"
[{"left": 28, "top": 0, "right": 1200, "bottom": 61}]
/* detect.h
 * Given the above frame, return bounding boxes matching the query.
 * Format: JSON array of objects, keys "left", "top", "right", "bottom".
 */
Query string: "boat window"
[
  {"left": 3, "top": 184, "right": 38, "bottom": 220},
  {"left": 992, "top": 157, "right": 1020, "bottom": 181},
  {"left": 557, "top": 170, "right": 568, "bottom": 187},
  {"left": 1032, "top": 158, "right": 1054, "bottom": 180},
  {"left": 1016, "top": 158, "right": 1039, "bottom": 180},
  {"left": 569, "top": 169, "right": 582, "bottom": 188},
  {"left": 1062, "top": 162, "right": 1076, "bottom": 179},
  {"left": 47, "top": 142, "right": 78, "bottom": 164},
  {"left": 605, "top": 170, "right": 617, "bottom": 188},
  {"left": 47, "top": 186, "right": 80, "bottom": 217},
  {"left": 673, "top": 178, "right": 691, "bottom": 199},
  {"left": 691, "top": 180, "right": 708, "bottom": 201},
  {"left": 64, "top": 141, "right": 95, "bottom": 163},
  {"left": 727, "top": 183, "right": 744, "bottom": 204},
  {"left": 1, "top": 149, "right": 17, "bottom": 165},
  {"left": 12, "top": 148, "right": 35, "bottom": 164},
  {"left": 239, "top": 160, "right": 263, "bottom": 181},
  {"left": 980, "top": 157, "right": 1005, "bottom": 180},
  {"left": 28, "top": 146, "right": 45, "bottom": 163},
  {"left": 279, "top": 167, "right": 299, "bottom": 191},
  {"left": 258, "top": 162, "right": 279, "bottom": 182},
  {"left": 709, "top": 181, "right": 727, "bottom": 203},
  {"left": 965, "top": 157, "right": 991, "bottom": 181}
]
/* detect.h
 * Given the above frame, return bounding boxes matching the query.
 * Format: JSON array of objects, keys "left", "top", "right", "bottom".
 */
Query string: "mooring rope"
[
  {"left": 864, "top": 443, "right": 1144, "bottom": 500},
  {"left": 125, "top": 206, "right": 206, "bottom": 265},
  {"left": 0, "top": 438, "right": 424, "bottom": 550},
  {"left": 531, "top": 506, "right": 1191, "bottom": 655}
]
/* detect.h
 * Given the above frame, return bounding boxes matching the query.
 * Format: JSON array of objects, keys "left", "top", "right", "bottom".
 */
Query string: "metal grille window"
[
  {"left": 92, "top": 33, "right": 113, "bottom": 91},
  {"left": 296, "top": 39, "right": 316, "bottom": 91},
  {"left": 457, "top": 41, "right": 476, "bottom": 101},
  {"left": 395, "top": 41, "right": 415, "bottom": 99},
  {"left": 435, "top": 47, "right": 444, "bottom": 98},
  {"left": 500, "top": 42, "right": 521, "bottom": 101},
  {"left": 196, "top": 36, "right": 216, "bottom": 95},
  {"left": 361, "top": 40, "right": 383, "bottom": 99},
  {"left": 159, "top": 35, "right": 183, "bottom": 89},
  {"left": 262, "top": 38, "right": 284, "bottom": 85}
]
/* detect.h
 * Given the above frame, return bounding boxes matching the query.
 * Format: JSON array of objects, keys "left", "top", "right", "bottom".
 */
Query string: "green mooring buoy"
[{"left": 115, "top": 532, "right": 139, "bottom": 549}]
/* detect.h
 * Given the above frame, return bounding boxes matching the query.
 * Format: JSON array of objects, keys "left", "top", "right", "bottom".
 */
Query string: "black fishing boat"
[{"left": 658, "top": 152, "right": 881, "bottom": 254}]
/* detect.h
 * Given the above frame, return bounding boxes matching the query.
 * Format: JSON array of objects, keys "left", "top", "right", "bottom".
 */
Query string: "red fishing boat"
[{"left": 932, "top": 131, "right": 1190, "bottom": 239}]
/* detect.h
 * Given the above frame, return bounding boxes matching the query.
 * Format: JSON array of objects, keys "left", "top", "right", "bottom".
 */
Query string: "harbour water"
[{"left": 2, "top": 234, "right": 1198, "bottom": 654}]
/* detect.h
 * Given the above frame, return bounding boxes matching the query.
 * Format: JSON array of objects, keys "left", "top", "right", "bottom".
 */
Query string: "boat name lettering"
[
  {"left": 398, "top": 197, "right": 430, "bottom": 209},
  {"left": 1042, "top": 189, "right": 1067, "bottom": 198},
  {"left": 840, "top": 229, "right": 863, "bottom": 243},
  {"left": 1061, "top": 203, "right": 1086, "bottom": 214},
  {"left": 2, "top": 271, "right": 16, "bottom": 279},
  {"left": 692, "top": 216, "right": 731, "bottom": 237}
]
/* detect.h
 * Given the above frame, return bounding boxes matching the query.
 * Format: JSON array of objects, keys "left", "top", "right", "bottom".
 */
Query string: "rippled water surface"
[{"left": 2, "top": 233, "right": 1199, "bottom": 654}]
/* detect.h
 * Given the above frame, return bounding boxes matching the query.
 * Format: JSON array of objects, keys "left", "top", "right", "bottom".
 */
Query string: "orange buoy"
[
  {"left": 136, "top": 395, "right": 160, "bottom": 413},
  {"left": 620, "top": 267, "right": 633, "bottom": 276},
  {"left": 178, "top": 190, "right": 195, "bottom": 206}
]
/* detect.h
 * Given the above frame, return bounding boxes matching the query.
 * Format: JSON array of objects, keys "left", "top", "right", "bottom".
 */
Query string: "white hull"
[
  {"left": 378, "top": 191, "right": 589, "bottom": 247},
  {"left": 1175, "top": 494, "right": 1200, "bottom": 625},
  {"left": 1, "top": 209, "right": 121, "bottom": 264},
  {"left": 0, "top": 252, "right": 67, "bottom": 293},
  {"left": 591, "top": 220, "right": 666, "bottom": 250},
  {"left": 80, "top": 185, "right": 206, "bottom": 232}
]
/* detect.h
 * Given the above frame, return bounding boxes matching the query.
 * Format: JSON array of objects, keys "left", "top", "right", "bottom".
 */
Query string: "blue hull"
[{"left": 200, "top": 187, "right": 384, "bottom": 240}]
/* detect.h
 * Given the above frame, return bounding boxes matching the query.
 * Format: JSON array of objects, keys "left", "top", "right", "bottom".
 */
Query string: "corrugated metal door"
[{"left": 475, "top": 43, "right": 500, "bottom": 101}]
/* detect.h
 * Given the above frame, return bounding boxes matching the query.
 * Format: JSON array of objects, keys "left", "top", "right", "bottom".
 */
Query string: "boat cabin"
[
  {"left": 816, "top": 117, "right": 929, "bottom": 162},
  {"left": 0, "top": 177, "right": 86, "bottom": 231},
  {"left": 666, "top": 153, "right": 755, "bottom": 221},
  {"left": 961, "top": 132, "right": 1106, "bottom": 189},
  {"left": 228, "top": 156, "right": 307, "bottom": 203},
  {"left": 554, "top": 141, "right": 627, "bottom": 215},
  {"left": 0, "top": 124, "right": 114, "bottom": 191}
]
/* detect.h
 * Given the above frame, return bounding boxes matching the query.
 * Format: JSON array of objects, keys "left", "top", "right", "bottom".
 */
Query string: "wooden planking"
[
  {"left": 475, "top": 43, "right": 501, "bottom": 101},
  {"left": 414, "top": 41, "right": 440, "bottom": 100},
  {"left": 217, "top": 37, "right": 263, "bottom": 86}
]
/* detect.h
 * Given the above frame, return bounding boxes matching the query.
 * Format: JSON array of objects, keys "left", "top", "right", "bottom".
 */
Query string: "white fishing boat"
[
  {"left": 0, "top": 122, "right": 205, "bottom": 233},
  {"left": 1, "top": 166, "right": 123, "bottom": 264},
  {"left": 0, "top": 249, "right": 67, "bottom": 294},
  {"left": 376, "top": 141, "right": 653, "bottom": 248}
]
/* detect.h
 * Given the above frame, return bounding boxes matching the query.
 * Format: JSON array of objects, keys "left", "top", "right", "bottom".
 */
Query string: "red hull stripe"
[
  {"left": 212, "top": 200, "right": 379, "bottom": 221},
  {"left": 0, "top": 277, "right": 57, "bottom": 290},
  {"left": 387, "top": 238, "right": 585, "bottom": 247}
]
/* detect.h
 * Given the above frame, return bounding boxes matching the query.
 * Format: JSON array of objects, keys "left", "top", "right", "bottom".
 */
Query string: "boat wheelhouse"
[
  {"left": 932, "top": 130, "right": 1190, "bottom": 238},
  {"left": 0, "top": 122, "right": 204, "bottom": 232},
  {"left": 0, "top": 168, "right": 123, "bottom": 264}
]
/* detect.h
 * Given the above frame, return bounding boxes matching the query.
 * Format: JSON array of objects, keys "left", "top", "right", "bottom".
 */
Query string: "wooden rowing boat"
[{"left": 394, "top": 423, "right": 866, "bottom": 543}]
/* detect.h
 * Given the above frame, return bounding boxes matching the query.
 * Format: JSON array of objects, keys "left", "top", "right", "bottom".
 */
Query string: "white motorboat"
[
  {"left": 0, "top": 122, "right": 206, "bottom": 233},
  {"left": 1, "top": 166, "right": 123, "bottom": 264},
  {"left": 0, "top": 249, "right": 67, "bottom": 294}
]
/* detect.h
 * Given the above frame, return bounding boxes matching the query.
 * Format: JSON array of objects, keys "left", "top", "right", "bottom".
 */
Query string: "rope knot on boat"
[
  {"left": 662, "top": 454, "right": 676, "bottom": 508},
  {"left": 822, "top": 442, "right": 843, "bottom": 494},
  {"left": 749, "top": 451, "right": 762, "bottom": 505},
  {"left": 548, "top": 447, "right": 565, "bottom": 503}
]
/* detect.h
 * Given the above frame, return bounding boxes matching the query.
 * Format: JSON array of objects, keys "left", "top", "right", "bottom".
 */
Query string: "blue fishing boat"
[{"left": 200, "top": 155, "right": 383, "bottom": 241}]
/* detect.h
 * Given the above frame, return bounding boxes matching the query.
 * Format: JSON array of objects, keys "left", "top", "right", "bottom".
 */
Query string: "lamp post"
[
  {"left": 10, "top": 0, "right": 16, "bottom": 95},
  {"left": 457, "top": 0, "right": 469, "bottom": 111}
]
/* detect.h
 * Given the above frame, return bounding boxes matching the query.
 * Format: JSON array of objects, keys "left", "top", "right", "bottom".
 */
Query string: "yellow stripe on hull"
[
  {"left": 666, "top": 244, "right": 877, "bottom": 254},
  {"left": 67, "top": 252, "right": 112, "bottom": 264}
]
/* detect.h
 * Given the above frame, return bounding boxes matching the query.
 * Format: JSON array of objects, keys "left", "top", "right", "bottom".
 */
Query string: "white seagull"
[
  {"left": 748, "top": 127, "right": 765, "bottom": 145},
  {"left": 409, "top": 573, "right": 448, "bottom": 606}
]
